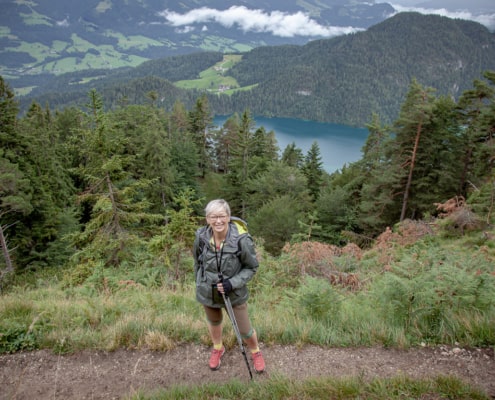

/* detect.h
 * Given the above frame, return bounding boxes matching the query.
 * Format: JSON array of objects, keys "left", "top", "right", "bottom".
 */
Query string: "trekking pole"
[{"left": 219, "top": 276, "right": 253, "bottom": 380}]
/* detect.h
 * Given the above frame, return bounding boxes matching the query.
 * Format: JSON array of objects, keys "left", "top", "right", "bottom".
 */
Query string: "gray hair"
[{"left": 205, "top": 199, "right": 231, "bottom": 217}]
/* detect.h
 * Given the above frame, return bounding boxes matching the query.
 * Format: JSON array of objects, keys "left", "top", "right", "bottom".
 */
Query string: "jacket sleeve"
[
  {"left": 229, "top": 235, "right": 259, "bottom": 289},
  {"left": 192, "top": 231, "right": 201, "bottom": 277}
]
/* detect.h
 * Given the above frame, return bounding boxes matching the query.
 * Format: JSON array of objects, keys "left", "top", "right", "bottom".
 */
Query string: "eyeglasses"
[{"left": 208, "top": 215, "right": 228, "bottom": 221}]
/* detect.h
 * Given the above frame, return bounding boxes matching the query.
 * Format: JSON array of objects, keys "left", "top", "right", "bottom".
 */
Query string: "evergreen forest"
[{"left": 1, "top": 68, "right": 494, "bottom": 277}]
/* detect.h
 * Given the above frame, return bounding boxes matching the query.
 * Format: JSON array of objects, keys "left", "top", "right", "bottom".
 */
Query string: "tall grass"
[
  {"left": 1, "top": 232, "right": 494, "bottom": 354},
  {"left": 128, "top": 374, "right": 490, "bottom": 400}
]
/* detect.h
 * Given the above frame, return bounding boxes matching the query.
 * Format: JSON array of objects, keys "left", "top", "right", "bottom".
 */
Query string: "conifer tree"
[
  {"left": 189, "top": 95, "right": 213, "bottom": 178},
  {"left": 302, "top": 141, "right": 324, "bottom": 201},
  {"left": 213, "top": 113, "right": 240, "bottom": 174},
  {"left": 458, "top": 71, "right": 495, "bottom": 223},
  {"left": 0, "top": 78, "right": 29, "bottom": 272},
  {"left": 281, "top": 142, "right": 304, "bottom": 168},
  {"left": 1, "top": 78, "right": 77, "bottom": 269},
  {"left": 0, "top": 77, "right": 19, "bottom": 150},
  {"left": 249, "top": 194, "right": 305, "bottom": 255},
  {"left": 16, "top": 102, "right": 77, "bottom": 267},
  {"left": 251, "top": 126, "right": 279, "bottom": 173},
  {"left": 69, "top": 90, "right": 161, "bottom": 268},
  {"left": 457, "top": 71, "right": 495, "bottom": 192},
  {"left": 227, "top": 110, "right": 257, "bottom": 217},
  {"left": 109, "top": 104, "right": 179, "bottom": 214},
  {"left": 247, "top": 161, "right": 311, "bottom": 213},
  {"left": 0, "top": 151, "right": 32, "bottom": 277},
  {"left": 393, "top": 79, "right": 436, "bottom": 221},
  {"left": 345, "top": 114, "right": 393, "bottom": 235},
  {"left": 411, "top": 95, "right": 463, "bottom": 210},
  {"left": 167, "top": 100, "right": 200, "bottom": 193}
]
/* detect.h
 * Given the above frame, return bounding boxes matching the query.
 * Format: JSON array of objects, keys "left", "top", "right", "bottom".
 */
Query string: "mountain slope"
[
  {"left": 217, "top": 12, "right": 495, "bottom": 124},
  {"left": 17, "top": 13, "right": 495, "bottom": 126},
  {"left": 0, "top": 0, "right": 394, "bottom": 92}
]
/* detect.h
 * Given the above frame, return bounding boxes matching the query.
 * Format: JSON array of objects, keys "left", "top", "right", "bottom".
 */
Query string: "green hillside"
[{"left": 15, "top": 13, "right": 495, "bottom": 126}]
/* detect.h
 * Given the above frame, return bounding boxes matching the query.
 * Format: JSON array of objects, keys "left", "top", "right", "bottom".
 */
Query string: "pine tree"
[
  {"left": 302, "top": 141, "right": 324, "bottom": 201},
  {"left": 0, "top": 150, "right": 32, "bottom": 278},
  {"left": 167, "top": 101, "right": 200, "bottom": 194},
  {"left": 457, "top": 71, "right": 495, "bottom": 192},
  {"left": 0, "top": 76, "right": 19, "bottom": 151},
  {"left": 393, "top": 79, "right": 436, "bottom": 221},
  {"left": 189, "top": 95, "right": 213, "bottom": 178},
  {"left": 281, "top": 142, "right": 304, "bottom": 168},
  {"left": 69, "top": 90, "right": 162, "bottom": 268},
  {"left": 227, "top": 110, "right": 257, "bottom": 217},
  {"left": 16, "top": 102, "right": 77, "bottom": 267},
  {"left": 247, "top": 161, "right": 311, "bottom": 213},
  {"left": 458, "top": 71, "right": 495, "bottom": 223}
]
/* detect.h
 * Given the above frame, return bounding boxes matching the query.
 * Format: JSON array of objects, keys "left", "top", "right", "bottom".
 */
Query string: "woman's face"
[{"left": 207, "top": 208, "right": 229, "bottom": 236}]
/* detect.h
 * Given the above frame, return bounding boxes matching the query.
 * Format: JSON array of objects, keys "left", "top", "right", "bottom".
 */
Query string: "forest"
[{"left": 1, "top": 67, "right": 494, "bottom": 278}]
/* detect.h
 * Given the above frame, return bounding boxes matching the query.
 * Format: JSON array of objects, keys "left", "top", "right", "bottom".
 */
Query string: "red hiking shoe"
[
  {"left": 209, "top": 346, "right": 225, "bottom": 370},
  {"left": 252, "top": 351, "right": 265, "bottom": 373}
]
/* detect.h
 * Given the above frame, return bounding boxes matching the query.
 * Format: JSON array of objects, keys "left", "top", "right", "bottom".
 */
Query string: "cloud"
[
  {"left": 56, "top": 18, "right": 70, "bottom": 27},
  {"left": 389, "top": 4, "right": 495, "bottom": 30},
  {"left": 158, "top": 6, "right": 362, "bottom": 38}
]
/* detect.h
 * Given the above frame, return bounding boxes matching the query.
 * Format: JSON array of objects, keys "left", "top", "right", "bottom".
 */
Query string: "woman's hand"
[{"left": 217, "top": 279, "right": 232, "bottom": 295}]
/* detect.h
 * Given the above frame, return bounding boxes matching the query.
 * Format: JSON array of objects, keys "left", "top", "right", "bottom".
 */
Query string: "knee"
[{"left": 241, "top": 328, "right": 254, "bottom": 340}]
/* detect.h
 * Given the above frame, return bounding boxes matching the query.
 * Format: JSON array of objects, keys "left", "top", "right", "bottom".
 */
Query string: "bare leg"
[
  {"left": 208, "top": 322, "right": 223, "bottom": 346},
  {"left": 244, "top": 329, "right": 259, "bottom": 351}
]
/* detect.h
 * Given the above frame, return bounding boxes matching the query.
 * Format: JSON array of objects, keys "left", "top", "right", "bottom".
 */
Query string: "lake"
[{"left": 213, "top": 116, "right": 369, "bottom": 173}]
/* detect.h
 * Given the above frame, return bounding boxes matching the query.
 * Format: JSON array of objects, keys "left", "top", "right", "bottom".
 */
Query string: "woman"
[{"left": 193, "top": 199, "right": 265, "bottom": 373}]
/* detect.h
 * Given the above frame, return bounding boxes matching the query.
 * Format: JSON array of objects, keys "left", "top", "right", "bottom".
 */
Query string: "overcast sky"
[
  {"left": 159, "top": 1, "right": 495, "bottom": 39},
  {"left": 389, "top": 1, "right": 495, "bottom": 29}
]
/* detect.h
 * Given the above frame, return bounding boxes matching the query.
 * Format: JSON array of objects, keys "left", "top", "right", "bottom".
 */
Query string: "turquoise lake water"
[{"left": 213, "top": 116, "right": 369, "bottom": 173}]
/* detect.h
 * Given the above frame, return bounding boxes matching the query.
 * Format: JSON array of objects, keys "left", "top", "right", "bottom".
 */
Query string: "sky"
[
  {"left": 159, "top": 1, "right": 495, "bottom": 39},
  {"left": 389, "top": 0, "right": 495, "bottom": 30}
]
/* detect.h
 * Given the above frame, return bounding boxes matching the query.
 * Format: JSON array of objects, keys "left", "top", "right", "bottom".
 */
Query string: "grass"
[
  {"left": 103, "top": 31, "right": 164, "bottom": 51},
  {"left": 1, "top": 231, "right": 494, "bottom": 354},
  {"left": 20, "top": 9, "right": 52, "bottom": 26},
  {"left": 128, "top": 374, "right": 491, "bottom": 400},
  {"left": 2, "top": 32, "right": 151, "bottom": 78},
  {"left": 175, "top": 54, "right": 249, "bottom": 94}
]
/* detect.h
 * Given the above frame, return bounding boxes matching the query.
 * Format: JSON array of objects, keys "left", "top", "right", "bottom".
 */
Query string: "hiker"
[{"left": 193, "top": 199, "right": 265, "bottom": 373}]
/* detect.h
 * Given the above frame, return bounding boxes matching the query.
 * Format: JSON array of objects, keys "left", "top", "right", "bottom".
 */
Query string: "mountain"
[
  {"left": 16, "top": 12, "right": 495, "bottom": 127},
  {"left": 1, "top": 0, "right": 395, "bottom": 92}
]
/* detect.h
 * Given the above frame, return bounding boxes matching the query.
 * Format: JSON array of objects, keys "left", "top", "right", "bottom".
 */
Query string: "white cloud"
[
  {"left": 56, "top": 18, "right": 70, "bottom": 27},
  {"left": 158, "top": 6, "right": 362, "bottom": 38},
  {"left": 175, "top": 26, "right": 195, "bottom": 34},
  {"left": 389, "top": 4, "right": 495, "bottom": 30}
]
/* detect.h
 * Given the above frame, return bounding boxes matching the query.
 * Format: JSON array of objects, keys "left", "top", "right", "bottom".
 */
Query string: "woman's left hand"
[{"left": 217, "top": 279, "right": 232, "bottom": 295}]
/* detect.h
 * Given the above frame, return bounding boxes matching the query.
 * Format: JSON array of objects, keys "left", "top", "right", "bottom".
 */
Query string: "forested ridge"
[{"left": 17, "top": 12, "right": 495, "bottom": 127}]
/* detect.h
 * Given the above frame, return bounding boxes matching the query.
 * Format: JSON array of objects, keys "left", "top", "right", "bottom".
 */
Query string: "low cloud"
[
  {"left": 56, "top": 18, "right": 70, "bottom": 27},
  {"left": 158, "top": 6, "right": 362, "bottom": 38},
  {"left": 389, "top": 4, "right": 495, "bottom": 30}
]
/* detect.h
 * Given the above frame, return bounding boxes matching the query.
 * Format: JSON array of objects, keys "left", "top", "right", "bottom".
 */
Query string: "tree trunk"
[
  {"left": 0, "top": 222, "right": 14, "bottom": 283},
  {"left": 400, "top": 117, "right": 423, "bottom": 221}
]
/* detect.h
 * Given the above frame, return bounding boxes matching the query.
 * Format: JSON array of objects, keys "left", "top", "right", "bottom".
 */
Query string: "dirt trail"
[{"left": 1, "top": 344, "right": 494, "bottom": 399}]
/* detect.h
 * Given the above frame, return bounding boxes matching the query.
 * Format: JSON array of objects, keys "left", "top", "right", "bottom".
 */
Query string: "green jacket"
[{"left": 193, "top": 218, "right": 259, "bottom": 308}]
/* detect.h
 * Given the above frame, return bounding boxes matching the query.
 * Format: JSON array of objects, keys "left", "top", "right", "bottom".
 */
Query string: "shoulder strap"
[
  {"left": 230, "top": 216, "right": 249, "bottom": 235},
  {"left": 230, "top": 216, "right": 252, "bottom": 255}
]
